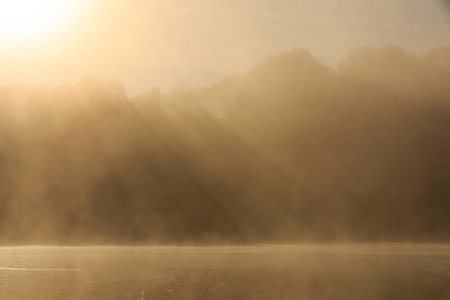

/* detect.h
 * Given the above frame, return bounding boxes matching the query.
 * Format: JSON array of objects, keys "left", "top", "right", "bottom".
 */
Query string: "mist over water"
[
  {"left": 0, "top": 46, "right": 449, "bottom": 245},
  {"left": 1, "top": 244, "right": 450, "bottom": 299}
]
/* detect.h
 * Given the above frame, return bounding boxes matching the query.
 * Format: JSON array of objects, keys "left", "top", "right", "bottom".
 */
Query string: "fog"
[
  {"left": 1, "top": 0, "right": 450, "bottom": 95},
  {"left": 0, "top": 46, "right": 449, "bottom": 245}
]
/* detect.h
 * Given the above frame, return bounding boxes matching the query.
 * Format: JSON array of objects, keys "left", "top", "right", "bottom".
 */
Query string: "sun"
[{"left": 0, "top": 0, "right": 81, "bottom": 44}]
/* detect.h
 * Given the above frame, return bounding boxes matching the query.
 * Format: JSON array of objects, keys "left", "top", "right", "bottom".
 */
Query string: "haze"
[
  {"left": 1, "top": 2, "right": 450, "bottom": 299},
  {"left": 1, "top": 0, "right": 449, "bottom": 95}
]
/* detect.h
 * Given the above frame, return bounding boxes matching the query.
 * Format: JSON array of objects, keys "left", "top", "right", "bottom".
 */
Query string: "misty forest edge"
[{"left": 0, "top": 46, "right": 449, "bottom": 245}]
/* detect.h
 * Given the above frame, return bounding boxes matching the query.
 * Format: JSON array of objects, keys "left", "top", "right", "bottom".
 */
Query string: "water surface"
[{"left": 1, "top": 244, "right": 449, "bottom": 299}]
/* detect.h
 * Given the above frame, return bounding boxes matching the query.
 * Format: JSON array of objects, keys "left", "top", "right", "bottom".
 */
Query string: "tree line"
[{"left": 0, "top": 46, "right": 449, "bottom": 244}]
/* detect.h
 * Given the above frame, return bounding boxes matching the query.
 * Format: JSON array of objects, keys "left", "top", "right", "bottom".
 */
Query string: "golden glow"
[{"left": 0, "top": 0, "right": 80, "bottom": 44}]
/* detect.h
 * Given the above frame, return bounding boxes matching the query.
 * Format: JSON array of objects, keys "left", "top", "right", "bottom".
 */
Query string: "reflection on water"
[
  {"left": 1, "top": 244, "right": 449, "bottom": 299},
  {"left": 0, "top": 267, "right": 81, "bottom": 271}
]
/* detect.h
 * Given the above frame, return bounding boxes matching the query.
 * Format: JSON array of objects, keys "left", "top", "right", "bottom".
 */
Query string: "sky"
[{"left": 1, "top": 0, "right": 450, "bottom": 96}]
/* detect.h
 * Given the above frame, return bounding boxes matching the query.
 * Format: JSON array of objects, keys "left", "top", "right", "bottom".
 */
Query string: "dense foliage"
[{"left": 0, "top": 46, "right": 449, "bottom": 244}]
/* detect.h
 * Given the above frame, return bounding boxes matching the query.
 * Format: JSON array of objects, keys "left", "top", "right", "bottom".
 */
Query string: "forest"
[{"left": 0, "top": 46, "right": 449, "bottom": 244}]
